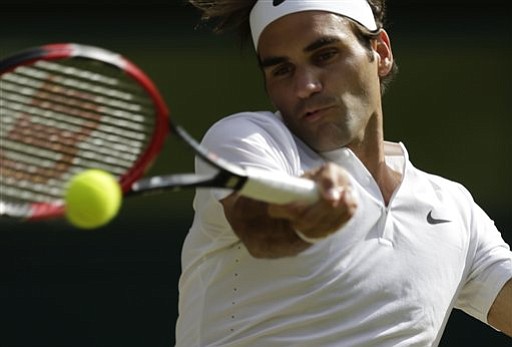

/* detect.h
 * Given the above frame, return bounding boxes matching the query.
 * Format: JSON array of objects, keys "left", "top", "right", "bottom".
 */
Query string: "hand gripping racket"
[{"left": 0, "top": 43, "right": 318, "bottom": 221}]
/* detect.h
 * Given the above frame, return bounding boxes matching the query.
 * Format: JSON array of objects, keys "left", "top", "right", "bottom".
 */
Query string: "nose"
[{"left": 295, "top": 67, "right": 322, "bottom": 99}]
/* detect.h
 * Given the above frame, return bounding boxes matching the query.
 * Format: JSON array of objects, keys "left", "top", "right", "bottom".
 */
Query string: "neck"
[{"left": 348, "top": 113, "right": 401, "bottom": 205}]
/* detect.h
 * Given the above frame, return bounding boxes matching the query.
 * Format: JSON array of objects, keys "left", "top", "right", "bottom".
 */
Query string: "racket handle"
[{"left": 241, "top": 167, "right": 319, "bottom": 204}]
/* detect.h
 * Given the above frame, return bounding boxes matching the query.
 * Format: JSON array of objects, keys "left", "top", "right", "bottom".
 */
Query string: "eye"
[
  {"left": 314, "top": 49, "right": 338, "bottom": 64},
  {"left": 272, "top": 63, "right": 293, "bottom": 77}
]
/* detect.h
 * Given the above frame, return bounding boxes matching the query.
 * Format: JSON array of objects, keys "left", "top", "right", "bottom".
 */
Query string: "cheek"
[
  {"left": 341, "top": 61, "right": 371, "bottom": 90},
  {"left": 266, "top": 83, "right": 290, "bottom": 111},
  {"left": 338, "top": 47, "right": 378, "bottom": 83}
]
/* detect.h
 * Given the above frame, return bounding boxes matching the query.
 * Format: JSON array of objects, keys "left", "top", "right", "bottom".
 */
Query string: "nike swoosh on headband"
[{"left": 250, "top": 0, "right": 378, "bottom": 50}]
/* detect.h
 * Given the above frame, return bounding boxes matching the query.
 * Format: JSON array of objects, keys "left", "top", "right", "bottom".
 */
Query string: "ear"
[{"left": 373, "top": 30, "right": 394, "bottom": 77}]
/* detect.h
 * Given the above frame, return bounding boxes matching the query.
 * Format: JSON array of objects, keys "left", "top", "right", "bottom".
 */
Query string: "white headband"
[{"left": 250, "top": 0, "right": 378, "bottom": 50}]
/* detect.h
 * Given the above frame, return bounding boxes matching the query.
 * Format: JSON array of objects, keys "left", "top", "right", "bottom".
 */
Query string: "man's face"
[{"left": 258, "top": 11, "right": 385, "bottom": 152}]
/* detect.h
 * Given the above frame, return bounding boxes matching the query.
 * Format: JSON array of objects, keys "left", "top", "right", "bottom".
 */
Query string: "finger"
[
  {"left": 293, "top": 187, "right": 358, "bottom": 236},
  {"left": 267, "top": 202, "right": 305, "bottom": 220},
  {"left": 309, "top": 163, "right": 352, "bottom": 204}
]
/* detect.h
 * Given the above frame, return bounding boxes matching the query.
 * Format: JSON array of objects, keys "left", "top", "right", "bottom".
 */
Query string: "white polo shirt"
[{"left": 175, "top": 111, "right": 512, "bottom": 347}]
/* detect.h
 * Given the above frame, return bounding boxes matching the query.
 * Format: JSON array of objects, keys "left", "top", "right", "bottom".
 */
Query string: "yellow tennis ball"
[{"left": 65, "top": 169, "right": 122, "bottom": 229}]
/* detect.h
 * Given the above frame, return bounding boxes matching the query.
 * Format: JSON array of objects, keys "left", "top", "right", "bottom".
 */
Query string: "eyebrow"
[
  {"left": 305, "top": 36, "right": 340, "bottom": 52},
  {"left": 259, "top": 36, "right": 341, "bottom": 69}
]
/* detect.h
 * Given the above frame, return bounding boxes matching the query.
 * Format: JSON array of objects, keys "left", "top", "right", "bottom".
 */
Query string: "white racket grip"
[{"left": 240, "top": 167, "right": 319, "bottom": 204}]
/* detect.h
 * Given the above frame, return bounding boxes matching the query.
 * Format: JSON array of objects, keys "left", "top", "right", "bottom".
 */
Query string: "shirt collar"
[{"left": 320, "top": 142, "right": 408, "bottom": 199}]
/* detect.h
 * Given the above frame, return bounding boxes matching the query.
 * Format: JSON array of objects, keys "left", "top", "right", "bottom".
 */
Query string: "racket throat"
[{"left": 128, "top": 172, "right": 247, "bottom": 197}]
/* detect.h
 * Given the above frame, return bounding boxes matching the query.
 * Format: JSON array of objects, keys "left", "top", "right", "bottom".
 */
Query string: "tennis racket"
[{"left": 0, "top": 43, "right": 318, "bottom": 221}]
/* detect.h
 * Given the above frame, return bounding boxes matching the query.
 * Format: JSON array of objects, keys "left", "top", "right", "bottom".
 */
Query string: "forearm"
[
  {"left": 488, "top": 278, "right": 512, "bottom": 336},
  {"left": 221, "top": 194, "right": 311, "bottom": 259},
  {"left": 221, "top": 163, "right": 357, "bottom": 258}
]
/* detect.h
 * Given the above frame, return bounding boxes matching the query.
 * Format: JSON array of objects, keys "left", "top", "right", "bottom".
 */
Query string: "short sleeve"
[
  {"left": 195, "top": 112, "right": 303, "bottom": 201},
  {"left": 455, "top": 190, "right": 512, "bottom": 324}
]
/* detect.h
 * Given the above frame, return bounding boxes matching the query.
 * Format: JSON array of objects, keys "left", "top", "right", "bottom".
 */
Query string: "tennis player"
[{"left": 176, "top": 0, "right": 512, "bottom": 345}]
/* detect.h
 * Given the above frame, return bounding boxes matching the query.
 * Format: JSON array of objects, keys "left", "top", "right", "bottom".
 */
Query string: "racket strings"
[
  {"left": 2, "top": 71, "right": 153, "bottom": 136},
  {"left": 2, "top": 72, "right": 147, "bottom": 115},
  {"left": 1, "top": 118, "right": 141, "bottom": 162},
  {"left": 1, "top": 101, "right": 147, "bottom": 149},
  {"left": 1, "top": 105, "right": 146, "bottom": 157},
  {"left": 2, "top": 87, "right": 150, "bottom": 134},
  {"left": 0, "top": 57, "right": 158, "bottom": 205},
  {"left": 1, "top": 149, "right": 87, "bottom": 202},
  {"left": 1, "top": 131, "right": 134, "bottom": 173},
  {"left": 14, "top": 61, "right": 145, "bottom": 103}
]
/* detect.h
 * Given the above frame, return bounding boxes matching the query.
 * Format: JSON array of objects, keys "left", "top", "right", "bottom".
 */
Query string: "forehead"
[{"left": 258, "top": 11, "right": 355, "bottom": 55}]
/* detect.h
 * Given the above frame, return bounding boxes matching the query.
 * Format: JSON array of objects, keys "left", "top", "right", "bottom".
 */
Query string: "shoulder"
[
  {"left": 406, "top": 164, "right": 491, "bottom": 234},
  {"left": 411, "top": 165, "right": 474, "bottom": 206},
  {"left": 201, "top": 111, "right": 300, "bottom": 166},
  {"left": 421, "top": 169, "right": 472, "bottom": 198},
  {"left": 198, "top": 111, "right": 305, "bottom": 175},
  {"left": 202, "top": 111, "right": 292, "bottom": 147}
]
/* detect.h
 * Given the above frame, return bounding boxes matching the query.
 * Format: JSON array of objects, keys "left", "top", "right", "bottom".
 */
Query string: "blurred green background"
[{"left": 1, "top": 1, "right": 510, "bottom": 346}]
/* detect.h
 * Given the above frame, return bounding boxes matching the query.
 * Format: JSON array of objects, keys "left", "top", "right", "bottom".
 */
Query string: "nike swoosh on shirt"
[
  {"left": 273, "top": 0, "right": 287, "bottom": 6},
  {"left": 427, "top": 210, "right": 451, "bottom": 225}
]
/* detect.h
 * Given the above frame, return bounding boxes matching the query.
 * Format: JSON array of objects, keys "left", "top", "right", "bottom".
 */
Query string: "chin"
[
  {"left": 310, "top": 130, "right": 351, "bottom": 152},
  {"left": 307, "top": 138, "right": 348, "bottom": 152}
]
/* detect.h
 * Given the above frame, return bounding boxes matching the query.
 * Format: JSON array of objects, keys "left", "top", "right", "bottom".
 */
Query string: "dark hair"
[
  {"left": 188, "top": 0, "right": 397, "bottom": 92},
  {"left": 188, "top": 0, "right": 257, "bottom": 41}
]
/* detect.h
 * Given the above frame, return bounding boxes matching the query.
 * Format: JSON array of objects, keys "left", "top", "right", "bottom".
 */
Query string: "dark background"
[{"left": 1, "top": 1, "right": 511, "bottom": 346}]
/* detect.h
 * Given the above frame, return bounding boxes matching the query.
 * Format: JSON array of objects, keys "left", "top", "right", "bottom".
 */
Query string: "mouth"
[{"left": 302, "top": 105, "right": 335, "bottom": 122}]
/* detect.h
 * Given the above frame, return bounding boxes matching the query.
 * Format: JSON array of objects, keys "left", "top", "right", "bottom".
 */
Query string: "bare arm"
[
  {"left": 487, "top": 278, "right": 512, "bottom": 337},
  {"left": 220, "top": 163, "right": 357, "bottom": 259},
  {"left": 221, "top": 195, "right": 310, "bottom": 258}
]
